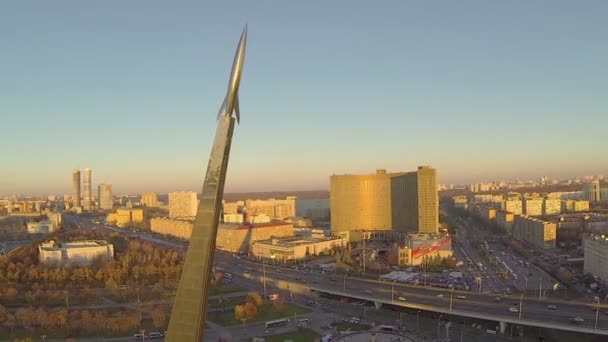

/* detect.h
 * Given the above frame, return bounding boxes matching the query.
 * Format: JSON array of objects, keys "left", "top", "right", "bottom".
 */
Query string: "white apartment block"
[
  {"left": 38, "top": 240, "right": 114, "bottom": 265},
  {"left": 584, "top": 234, "right": 608, "bottom": 282}
]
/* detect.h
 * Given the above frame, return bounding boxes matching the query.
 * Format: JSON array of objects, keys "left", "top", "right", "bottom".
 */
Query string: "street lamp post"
[
  {"left": 518, "top": 294, "right": 524, "bottom": 320},
  {"left": 595, "top": 298, "right": 600, "bottom": 330},
  {"left": 392, "top": 281, "right": 396, "bottom": 302},
  {"left": 417, "top": 310, "right": 421, "bottom": 335},
  {"left": 263, "top": 259, "right": 267, "bottom": 296},
  {"left": 362, "top": 231, "right": 366, "bottom": 274},
  {"left": 343, "top": 274, "right": 347, "bottom": 294}
]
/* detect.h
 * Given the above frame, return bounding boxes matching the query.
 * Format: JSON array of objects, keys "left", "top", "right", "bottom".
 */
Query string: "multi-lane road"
[
  {"left": 218, "top": 255, "right": 608, "bottom": 335},
  {"left": 65, "top": 214, "right": 608, "bottom": 336}
]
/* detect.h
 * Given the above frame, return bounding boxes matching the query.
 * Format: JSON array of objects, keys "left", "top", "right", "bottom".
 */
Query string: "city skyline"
[{"left": 3, "top": 1, "right": 608, "bottom": 194}]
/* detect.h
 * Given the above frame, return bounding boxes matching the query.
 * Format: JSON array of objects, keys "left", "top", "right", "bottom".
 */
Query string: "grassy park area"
[
  {"left": 266, "top": 328, "right": 319, "bottom": 342},
  {"left": 207, "top": 303, "right": 311, "bottom": 326}
]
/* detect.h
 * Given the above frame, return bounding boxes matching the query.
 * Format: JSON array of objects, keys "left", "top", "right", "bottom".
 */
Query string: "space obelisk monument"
[{"left": 165, "top": 25, "right": 247, "bottom": 342}]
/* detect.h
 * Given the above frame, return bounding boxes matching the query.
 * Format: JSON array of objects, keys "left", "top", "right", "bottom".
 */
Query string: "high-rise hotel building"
[
  {"left": 82, "top": 168, "right": 92, "bottom": 211},
  {"left": 72, "top": 170, "right": 81, "bottom": 208},
  {"left": 330, "top": 166, "right": 438, "bottom": 235}
]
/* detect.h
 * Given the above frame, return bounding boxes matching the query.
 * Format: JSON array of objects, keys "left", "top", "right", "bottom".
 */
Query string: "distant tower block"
[
  {"left": 72, "top": 170, "right": 81, "bottom": 208},
  {"left": 82, "top": 168, "right": 92, "bottom": 210}
]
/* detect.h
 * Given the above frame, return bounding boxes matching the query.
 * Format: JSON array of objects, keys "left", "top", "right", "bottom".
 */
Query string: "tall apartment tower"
[
  {"left": 98, "top": 184, "right": 113, "bottom": 210},
  {"left": 583, "top": 180, "right": 601, "bottom": 203},
  {"left": 168, "top": 191, "right": 198, "bottom": 218},
  {"left": 141, "top": 192, "right": 159, "bottom": 207},
  {"left": 82, "top": 168, "right": 92, "bottom": 210},
  {"left": 72, "top": 170, "right": 81, "bottom": 208},
  {"left": 330, "top": 166, "right": 439, "bottom": 234}
]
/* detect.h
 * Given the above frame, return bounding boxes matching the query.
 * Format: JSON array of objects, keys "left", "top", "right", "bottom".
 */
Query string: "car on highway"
[
  {"left": 398, "top": 296, "right": 406, "bottom": 301},
  {"left": 456, "top": 295, "right": 466, "bottom": 300},
  {"left": 508, "top": 307, "right": 519, "bottom": 313},
  {"left": 436, "top": 294, "right": 444, "bottom": 298},
  {"left": 365, "top": 290, "right": 373, "bottom": 294},
  {"left": 570, "top": 317, "right": 585, "bottom": 324},
  {"left": 547, "top": 305, "right": 557, "bottom": 310}
]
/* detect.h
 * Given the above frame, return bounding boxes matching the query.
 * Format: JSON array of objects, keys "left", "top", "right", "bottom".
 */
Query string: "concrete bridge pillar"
[{"left": 499, "top": 321, "right": 507, "bottom": 334}]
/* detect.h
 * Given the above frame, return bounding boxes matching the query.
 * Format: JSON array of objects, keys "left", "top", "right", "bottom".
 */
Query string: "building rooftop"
[
  {"left": 587, "top": 234, "right": 608, "bottom": 245},
  {"left": 228, "top": 221, "right": 292, "bottom": 230},
  {"left": 255, "top": 235, "right": 343, "bottom": 247},
  {"left": 39, "top": 240, "right": 110, "bottom": 251}
]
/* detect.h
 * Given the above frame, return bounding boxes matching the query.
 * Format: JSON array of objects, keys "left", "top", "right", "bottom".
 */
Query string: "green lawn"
[
  {"left": 208, "top": 296, "right": 246, "bottom": 309},
  {"left": 208, "top": 284, "right": 248, "bottom": 296},
  {"left": 207, "top": 303, "right": 311, "bottom": 326},
  {"left": 266, "top": 328, "right": 319, "bottom": 342},
  {"left": 334, "top": 322, "right": 370, "bottom": 332}
]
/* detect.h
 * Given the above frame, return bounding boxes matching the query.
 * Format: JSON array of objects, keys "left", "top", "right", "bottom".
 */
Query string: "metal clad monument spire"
[{"left": 165, "top": 25, "right": 247, "bottom": 341}]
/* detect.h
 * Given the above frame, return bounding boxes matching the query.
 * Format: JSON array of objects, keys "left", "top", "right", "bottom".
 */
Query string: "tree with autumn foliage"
[
  {"left": 243, "top": 302, "right": 258, "bottom": 320},
  {"left": 150, "top": 306, "right": 167, "bottom": 329},
  {"left": 234, "top": 304, "right": 246, "bottom": 321},
  {"left": 247, "top": 292, "right": 264, "bottom": 307}
]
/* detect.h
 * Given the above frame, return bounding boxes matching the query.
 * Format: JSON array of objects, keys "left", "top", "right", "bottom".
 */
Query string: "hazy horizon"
[{"left": 3, "top": 1, "right": 607, "bottom": 195}]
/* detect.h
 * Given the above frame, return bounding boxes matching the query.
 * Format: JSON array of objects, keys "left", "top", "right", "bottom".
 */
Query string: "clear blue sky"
[{"left": 2, "top": 1, "right": 607, "bottom": 195}]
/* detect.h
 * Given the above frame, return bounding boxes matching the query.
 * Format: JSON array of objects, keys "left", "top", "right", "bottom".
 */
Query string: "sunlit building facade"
[
  {"left": 330, "top": 166, "right": 438, "bottom": 236},
  {"left": 584, "top": 234, "right": 608, "bottom": 282},
  {"left": 512, "top": 215, "right": 556, "bottom": 249},
  {"left": 106, "top": 208, "right": 144, "bottom": 227},
  {"left": 72, "top": 170, "right": 81, "bottom": 209},
  {"left": 169, "top": 191, "right": 198, "bottom": 218},
  {"left": 82, "top": 168, "right": 92, "bottom": 211},
  {"left": 38, "top": 240, "right": 114, "bottom": 265},
  {"left": 141, "top": 191, "right": 159, "bottom": 207},
  {"left": 98, "top": 183, "right": 113, "bottom": 211}
]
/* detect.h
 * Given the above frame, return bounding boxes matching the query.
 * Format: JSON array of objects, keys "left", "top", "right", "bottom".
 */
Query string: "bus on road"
[{"left": 265, "top": 319, "right": 288, "bottom": 329}]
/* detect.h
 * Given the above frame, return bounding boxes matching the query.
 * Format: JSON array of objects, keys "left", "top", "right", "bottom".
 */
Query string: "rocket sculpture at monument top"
[
  {"left": 165, "top": 25, "right": 248, "bottom": 341},
  {"left": 217, "top": 24, "right": 247, "bottom": 124}
]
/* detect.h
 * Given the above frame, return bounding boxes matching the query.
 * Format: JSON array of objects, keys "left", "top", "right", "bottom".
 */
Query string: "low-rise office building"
[
  {"left": 388, "top": 234, "right": 453, "bottom": 266},
  {"left": 106, "top": 208, "right": 144, "bottom": 227},
  {"left": 27, "top": 221, "right": 56, "bottom": 234},
  {"left": 251, "top": 235, "right": 346, "bottom": 261},
  {"left": 38, "top": 240, "right": 114, "bottom": 265},
  {"left": 216, "top": 221, "right": 294, "bottom": 253},
  {"left": 151, "top": 217, "right": 294, "bottom": 253}
]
